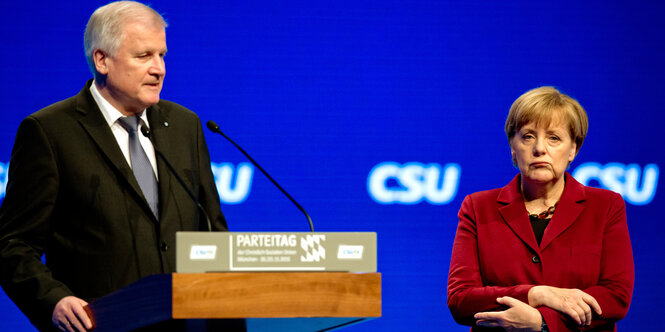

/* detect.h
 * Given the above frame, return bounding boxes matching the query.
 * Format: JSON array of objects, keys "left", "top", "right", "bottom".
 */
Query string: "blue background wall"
[{"left": 0, "top": 1, "right": 662, "bottom": 330}]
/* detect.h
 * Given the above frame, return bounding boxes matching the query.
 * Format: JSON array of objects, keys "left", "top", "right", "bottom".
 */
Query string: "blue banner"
[{"left": 0, "top": 1, "right": 662, "bottom": 330}]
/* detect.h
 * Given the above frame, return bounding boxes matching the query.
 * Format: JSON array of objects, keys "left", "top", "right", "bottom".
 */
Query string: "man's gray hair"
[{"left": 84, "top": 1, "right": 167, "bottom": 78}]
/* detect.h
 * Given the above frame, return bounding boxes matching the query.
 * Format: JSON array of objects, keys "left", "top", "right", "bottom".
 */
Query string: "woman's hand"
[
  {"left": 528, "top": 285, "right": 602, "bottom": 326},
  {"left": 474, "top": 296, "right": 542, "bottom": 331}
]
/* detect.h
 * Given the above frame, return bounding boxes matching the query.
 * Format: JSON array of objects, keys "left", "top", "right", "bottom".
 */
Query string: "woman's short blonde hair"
[{"left": 505, "top": 86, "right": 588, "bottom": 155}]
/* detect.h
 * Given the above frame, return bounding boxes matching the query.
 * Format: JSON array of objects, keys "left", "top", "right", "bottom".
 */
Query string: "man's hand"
[
  {"left": 52, "top": 296, "right": 93, "bottom": 332},
  {"left": 474, "top": 296, "right": 542, "bottom": 331},
  {"left": 528, "top": 285, "right": 602, "bottom": 326}
]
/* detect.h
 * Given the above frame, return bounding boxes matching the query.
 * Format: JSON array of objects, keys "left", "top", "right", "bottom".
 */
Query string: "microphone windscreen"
[
  {"left": 140, "top": 125, "right": 151, "bottom": 138},
  {"left": 206, "top": 120, "right": 220, "bottom": 133}
]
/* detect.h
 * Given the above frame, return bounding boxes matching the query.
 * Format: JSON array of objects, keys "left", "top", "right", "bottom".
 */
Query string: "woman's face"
[{"left": 510, "top": 115, "right": 577, "bottom": 185}]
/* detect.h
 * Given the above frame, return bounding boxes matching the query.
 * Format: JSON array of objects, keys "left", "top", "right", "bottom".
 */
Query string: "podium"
[{"left": 87, "top": 272, "right": 381, "bottom": 331}]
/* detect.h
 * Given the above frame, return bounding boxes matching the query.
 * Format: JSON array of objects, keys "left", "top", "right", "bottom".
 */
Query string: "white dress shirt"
[{"left": 89, "top": 81, "right": 159, "bottom": 179}]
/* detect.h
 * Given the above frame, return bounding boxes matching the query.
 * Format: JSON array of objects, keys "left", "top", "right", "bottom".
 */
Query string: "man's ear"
[{"left": 93, "top": 49, "right": 110, "bottom": 75}]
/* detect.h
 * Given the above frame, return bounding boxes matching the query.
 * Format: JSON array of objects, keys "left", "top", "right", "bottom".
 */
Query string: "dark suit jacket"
[
  {"left": 0, "top": 80, "right": 228, "bottom": 330},
  {"left": 447, "top": 173, "right": 634, "bottom": 331}
]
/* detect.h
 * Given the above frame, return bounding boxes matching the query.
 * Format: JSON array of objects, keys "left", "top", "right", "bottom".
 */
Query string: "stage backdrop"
[{"left": 0, "top": 1, "right": 662, "bottom": 330}]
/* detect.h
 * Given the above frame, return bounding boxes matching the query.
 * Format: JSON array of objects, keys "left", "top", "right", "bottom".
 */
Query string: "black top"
[{"left": 529, "top": 215, "right": 551, "bottom": 245}]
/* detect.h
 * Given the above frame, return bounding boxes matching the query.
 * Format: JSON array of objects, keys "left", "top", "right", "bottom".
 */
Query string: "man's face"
[{"left": 96, "top": 20, "right": 167, "bottom": 115}]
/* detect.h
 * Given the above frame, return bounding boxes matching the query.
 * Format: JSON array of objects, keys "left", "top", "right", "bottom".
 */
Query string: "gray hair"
[{"left": 84, "top": 1, "right": 167, "bottom": 78}]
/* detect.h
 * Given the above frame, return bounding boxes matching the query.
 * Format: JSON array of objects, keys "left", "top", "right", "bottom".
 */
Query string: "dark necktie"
[{"left": 118, "top": 116, "right": 159, "bottom": 219}]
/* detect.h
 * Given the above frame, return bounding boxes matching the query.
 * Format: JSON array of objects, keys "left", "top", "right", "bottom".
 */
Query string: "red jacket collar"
[
  {"left": 497, "top": 172, "right": 587, "bottom": 205},
  {"left": 496, "top": 172, "right": 587, "bottom": 251}
]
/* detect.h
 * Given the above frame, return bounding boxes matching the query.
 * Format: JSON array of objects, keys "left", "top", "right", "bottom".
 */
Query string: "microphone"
[
  {"left": 140, "top": 125, "right": 213, "bottom": 232},
  {"left": 206, "top": 120, "right": 315, "bottom": 232}
]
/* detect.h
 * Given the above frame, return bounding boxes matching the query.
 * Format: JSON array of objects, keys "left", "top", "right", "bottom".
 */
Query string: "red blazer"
[{"left": 447, "top": 173, "right": 634, "bottom": 331}]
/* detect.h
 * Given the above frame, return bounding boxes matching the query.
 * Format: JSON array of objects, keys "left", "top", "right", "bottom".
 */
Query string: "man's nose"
[{"left": 149, "top": 55, "right": 165, "bottom": 76}]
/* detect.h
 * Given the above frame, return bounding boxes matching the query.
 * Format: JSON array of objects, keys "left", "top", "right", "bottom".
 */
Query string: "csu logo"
[
  {"left": 367, "top": 162, "right": 461, "bottom": 205},
  {"left": 210, "top": 162, "right": 254, "bottom": 204},
  {"left": 0, "top": 162, "right": 8, "bottom": 199},
  {"left": 572, "top": 162, "right": 659, "bottom": 206},
  {"left": 0, "top": 162, "right": 254, "bottom": 205}
]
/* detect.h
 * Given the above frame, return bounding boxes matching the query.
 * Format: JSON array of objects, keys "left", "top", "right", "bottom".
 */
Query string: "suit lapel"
[
  {"left": 75, "top": 81, "right": 158, "bottom": 223},
  {"left": 497, "top": 175, "right": 540, "bottom": 254},
  {"left": 147, "top": 104, "right": 173, "bottom": 220},
  {"left": 539, "top": 173, "right": 586, "bottom": 250}
]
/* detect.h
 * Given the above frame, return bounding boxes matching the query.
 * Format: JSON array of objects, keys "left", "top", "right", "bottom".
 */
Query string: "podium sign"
[{"left": 177, "top": 232, "right": 376, "bottom": 273}]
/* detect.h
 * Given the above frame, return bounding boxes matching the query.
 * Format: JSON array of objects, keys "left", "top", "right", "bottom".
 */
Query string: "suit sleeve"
[
  {"left": 195, "top": 119, "right": 228, "bottom": 232},
  {"left": 447, "top": 195, "right": 534, "bottom": 326},
  {"left": 0, "top": 116, "right": 74, "bottom": 329},
  {"left": 582, "top": 193, "right": 633, "bottom": 329},
  {"left": 537, "top": 193, "right": 633, "bottom": 332}
]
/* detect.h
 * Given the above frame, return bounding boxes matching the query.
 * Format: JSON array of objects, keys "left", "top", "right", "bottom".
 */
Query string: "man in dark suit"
[{"left": 0, "top": 2, "right": 227, "bottom": 331}]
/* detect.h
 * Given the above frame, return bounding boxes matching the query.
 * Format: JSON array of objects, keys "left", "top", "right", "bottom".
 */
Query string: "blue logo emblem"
[
  {"left": 572, "top": 162, "right": 659, "bottom": 205},
  {"left": 210, "top": 162, "right": 254, "bottom": 204},
  {"left": 367, "top": 162, "right": 461, "bottom": 205},
  {"left": 0, "top": 162, "right": 8, "bottom": 199},
  {"left": 0, "top": 161, "right": 255, "bottom": 204}
]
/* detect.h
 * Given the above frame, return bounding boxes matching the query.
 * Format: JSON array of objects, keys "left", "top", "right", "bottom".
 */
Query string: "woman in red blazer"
[{"left": 447, "top": 87, "right": 634, "bottom": 331}]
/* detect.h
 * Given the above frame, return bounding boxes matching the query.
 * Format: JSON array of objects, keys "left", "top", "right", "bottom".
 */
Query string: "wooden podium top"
[
  {"left": 88, "top": 272, "right": 381, "bottom": 331},
  {"left": 173, "top": 272, "right": 381, "bottom": 319}
]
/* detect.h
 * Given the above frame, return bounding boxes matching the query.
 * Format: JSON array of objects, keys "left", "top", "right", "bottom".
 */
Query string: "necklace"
[{"left": 529, "top": 205, "right": 556, "bottom": 219}]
